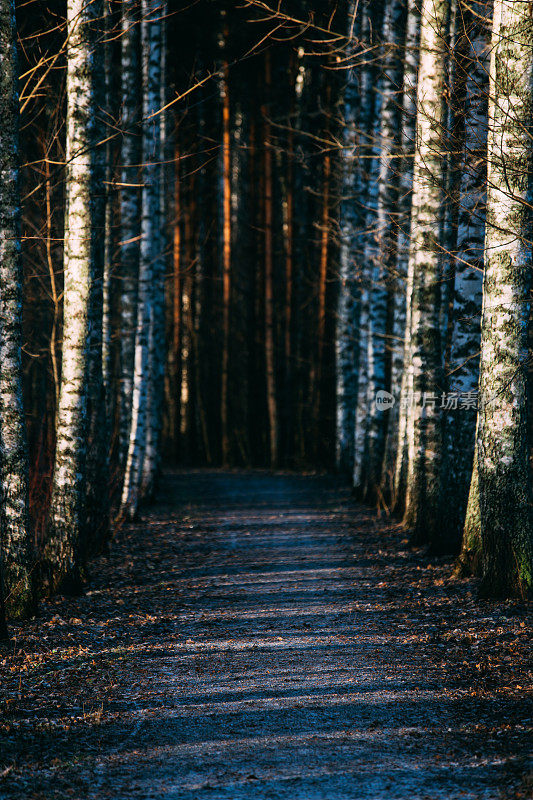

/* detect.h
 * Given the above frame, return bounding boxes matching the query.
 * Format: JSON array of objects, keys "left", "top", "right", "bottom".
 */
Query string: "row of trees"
[
  {"left": 0, "top": 0, "right": 531, "bottom": 639},
  {"left": 0, "top": 0, "right": 169, "bottom": 635},
  {"left": 1, "top": 0, "right": 346, "bottom": 635},
  {"left": 335, "top": 0, "right": 532, "bottom": 597},
  {"left": 160, "top": 3, "right": 341, "bottom": 468}
]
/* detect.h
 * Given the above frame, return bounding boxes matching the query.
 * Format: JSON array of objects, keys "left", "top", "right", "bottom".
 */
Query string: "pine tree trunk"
[
  {"left": 121, "top": 0, "right": 161, "bottom": 517},
  {"left": 169, "top": 141, "right": 182, "bottom": 456},
  {"left": 220, "top": 56, "right": 232, "bottom": 465},
  {"left": 118, "top": 0, "right": 141, "bottom": 465},
  {"left": 0, "top": 0, "right": 35, "bottom": 618},
  {"left": 477, "top": 0, "right": 533, "bottom": 597},
  {"left": 263, "top": 50, "right": 278, "bottom": 467},
  {"left": 283, "top": 61, "right": 295, "bottom": 466},
  {"left": 315, "top": 83, "right": 331, "bottom": 455},
  {"left": 402, "top": 0, "right": 451, "bottom": 544},
  {"left": 46, "top": 0, "right": 99, "bottom": 593}
]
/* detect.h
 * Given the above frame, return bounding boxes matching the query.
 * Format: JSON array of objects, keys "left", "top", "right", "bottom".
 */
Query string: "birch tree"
[
  {"left": 401, "top": 0, "right": 450, "bottom": 545},
  {"left": 86, "top": 0, "right": 110, "bottom": 549},
  {"left": 0, "top": 560, "right": 6, "bottom": 637},
  {"left": 359, "top": 0, "right": 405, "bottom": 502},
  {"left": 141, "top": 0, "right": 166, "bottom": 498},
  {"left": 352, "top": 0, "right": 382, "bottom": 490},
  {"left": 476, "top": 0, "right": 532, "bottom": 597},
  {"left": 442, "top": 0, "right": 489, "bottom": 555},
  {"left": 121, "top": 0, "right": 161, "bottom": 517},
  {"left": 118, "top": 0, "right": 142, "bottom": 464},
  {"left": 0, "top": 0, "right": 35, "bottom": 618},
  {"left": 46, "top": 0, "right": 101, "bottom": 593},
  {"left": 387, "top": 0, "right": 421, "bottom": 506},
  {"left": 336, "top": 1, "right": 361, "bottom": 474},
  {"left": 102, "top": 0, "right": 115, "bottom": 416}
]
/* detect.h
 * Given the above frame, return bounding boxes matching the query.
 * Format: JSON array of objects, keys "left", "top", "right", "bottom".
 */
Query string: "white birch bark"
[
  {"left": 352, "top": 0, "right": 382, "bottom": 488},
  {"left": 353, "top": 287, "right": 371, "bottom": 489},
  {"left": 388, "top": 0, "right": 421, "bottom": 507},
  {"left": 336, "top": 0, "right": 361, "bottom": 475},
  {"left": 0, "top": 0, "right": 35, "bottom": 618},
  {"left": 361, "top": 0, "right": 405, "bottom": 502},
  {"left": 402, "top": 0, "right": 450, "bottom": 544},
  {"left": 141, "top": 1, "right": 165, "bottom": 498},
  {"left": 476, "top": 0, "right": 533, "bottom": 597},
  {"left": 86, "top": 0, "right": 110, "bottom": 550},
  {"left": 119, "top": 0, "right": 141, "bottom": 464},
  {"left": 46, "top": 0, "right": 98, "bottom": 592},
  {"left": 121, "top": 0, "right": 161, "bottom": 518},
  {"left": 102, "top": 0, "right": 114, "bottom": 417},
  {"left": 443, "top": 1, "right": 490, "bottom": 554}
]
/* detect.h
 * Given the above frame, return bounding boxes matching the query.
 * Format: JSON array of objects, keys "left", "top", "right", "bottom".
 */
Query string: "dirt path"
[{"left": 1, "top": 471, "right": 531, "bottom": 799}]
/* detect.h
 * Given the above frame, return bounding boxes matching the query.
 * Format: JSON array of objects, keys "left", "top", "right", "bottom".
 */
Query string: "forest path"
[{"left": 1, "top": 471, "right": 530, "bottom": 799}]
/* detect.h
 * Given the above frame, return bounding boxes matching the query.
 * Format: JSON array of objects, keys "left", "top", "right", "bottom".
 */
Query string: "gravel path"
[{"left": 1, "top": 471, "right": 531, "bottom": 799}]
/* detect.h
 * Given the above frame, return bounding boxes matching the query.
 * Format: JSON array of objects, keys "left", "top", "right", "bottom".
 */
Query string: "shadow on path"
[{"left": 0, "top": 471, "right": 531, "bottom": 799}]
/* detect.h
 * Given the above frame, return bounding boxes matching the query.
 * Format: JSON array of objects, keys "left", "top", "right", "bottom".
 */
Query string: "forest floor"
[{"left": 0, "top": 470, "right": 531, "bottom": 800}]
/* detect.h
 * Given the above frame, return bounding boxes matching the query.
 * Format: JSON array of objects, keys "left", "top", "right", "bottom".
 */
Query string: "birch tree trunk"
[
  {"left": 352, "top": 0, "right": 382, "bottom": 489},
  {"left": 388, "top": 0, "right": 421, "bottom": 508},
  {"left": 141, "top": 1, "right": 165, "bottom": 498},
  {"left": 102, "top": 0, "right": 115, "bottom": 420},
  {"left": 118, "top": 0, "right": 141, "bottom": 464},
  {"left": 0, "top": 0, "right": 35, "bottom": 619},
  {"left": 361, "top": 0, "right": 405, "bottom": 502},
  {"left": 402, "top": 0, "right": 450, "bottom": 544},
  {"left": 86, "top": 0, "right": 110, "bottom": 550},
  {"left": 477, "top": 0, "right": 533, "bottom": 597},
  {"left": 336, "top": 1, "right": 361, "bottom": 474},
  {"left": 121, "top": 0, "right": 161, "bottom": 518},
  {"left": 0, "top": 560, "right": 6, "bottom": 637},
  {"left": 442, "top": 1, "right": 489, "bottom": 555},
  {"left": 46, "top": 0, "right": 99, "bottom": 593}
]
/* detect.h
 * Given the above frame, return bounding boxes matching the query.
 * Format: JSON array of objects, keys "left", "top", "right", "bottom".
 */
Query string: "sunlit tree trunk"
[
  {"left": 168, "top": 140, "right": 182, "bottom": 456},
  {"left": 118, "top": 0, "right": 141, "bottom": 464},
  {"left": 315, "top": 81, "right": 332, "bottom": 457},
  {"left": 442, "top": 1, "right": 489, "bottom": 555},
  {"left": 360, "top": 0, "right": 405, "bottom": 502},
  {"left": 46, "top": 0, "right": 100, "bottom": 593},
  {"left": 477, "top": 0, "right": 532, "bottom": 597},
  {"left": 220, "top": 53, "right": 232, "bottom": 465},
  {"left": 180, "top": 203, "right": 193, "bottom": 457},
  {"left": 388, "top": 0, "right": 421, "bottom": 507},
  {"left": 402, "top": 0, "right": 450, "bottom": 544},
  {"left": 0, "top": 0, "right": 35, "bottom": 619},
  {"left": 121, "top": 0, "right": 161, "bottom": 517}
]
